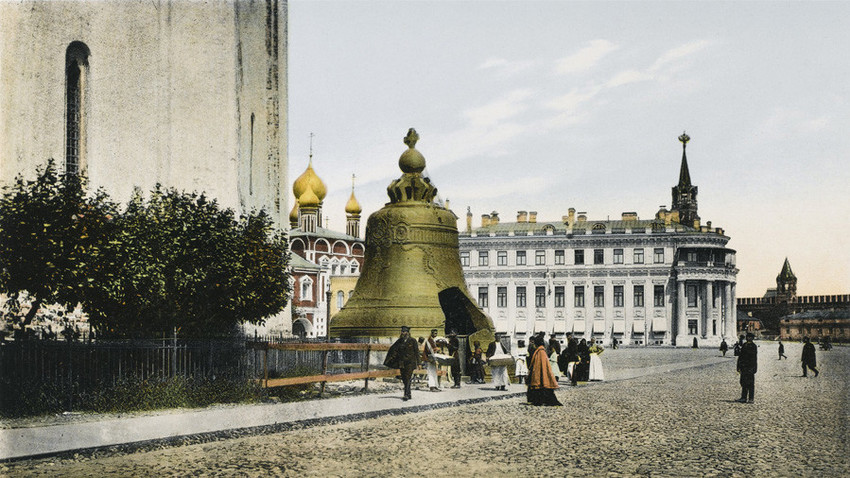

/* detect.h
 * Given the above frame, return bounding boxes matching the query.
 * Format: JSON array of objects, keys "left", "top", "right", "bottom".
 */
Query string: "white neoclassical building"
[{"left": 459, "top": 134, "right": 737, "bottom": 348}]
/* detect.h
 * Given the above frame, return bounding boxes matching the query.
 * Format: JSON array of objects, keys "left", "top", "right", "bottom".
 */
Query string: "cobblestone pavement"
[{"left": 3, "top": 343, "right": 847, "bottom": 477}]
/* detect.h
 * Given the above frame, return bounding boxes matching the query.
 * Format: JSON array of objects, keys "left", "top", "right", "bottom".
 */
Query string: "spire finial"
[
  {"left": 309, "top": 132, "right": 315, "bottom": 161},
  {"left": 351, "top": 173, "right": 356, "bottom": 191},
  {"left": 399, "top": 128, "right": 426, "bottom": 173},
  {"left": 678, "top": 131, "right": 690, "bottom": 148}
]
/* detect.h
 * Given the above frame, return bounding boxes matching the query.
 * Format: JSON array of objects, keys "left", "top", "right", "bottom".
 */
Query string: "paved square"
[{"left": 3, "top": 343, "right": 847, "bottom": 477}]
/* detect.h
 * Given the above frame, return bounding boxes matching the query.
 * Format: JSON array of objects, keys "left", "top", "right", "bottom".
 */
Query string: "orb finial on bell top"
[{"left": 399, "top": 128, "right": 426, "bottom": 174}]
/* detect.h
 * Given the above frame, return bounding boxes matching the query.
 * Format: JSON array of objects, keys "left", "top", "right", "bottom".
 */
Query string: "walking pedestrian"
[
  {"left": 383, "top": 326, "right": 421, "bottom": 401},
  {"left": 719, "top": 339, "right": 728, "bottom": 357},
  {"left": 736, "top": 332, "right": 757, "bottom": 403},
  {"left": 526, "top": 334, "right": 561, "bottom": 406},
  {"left": 801, "top": 337, "right": 819, "bottom": 377},
  {"left": 778, "top": 340, "right": 788, "bottom": 360}
]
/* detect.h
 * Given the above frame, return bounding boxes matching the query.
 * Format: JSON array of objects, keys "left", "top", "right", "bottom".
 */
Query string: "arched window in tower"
[
  {"left": 336, "top": 291, "right": 344, "bottom": 309},
  {"left": 65, "top": 42, "right": 90, "bottom": 175}
]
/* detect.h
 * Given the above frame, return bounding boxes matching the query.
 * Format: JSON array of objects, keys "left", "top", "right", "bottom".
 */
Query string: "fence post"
[
  {"left": 319, "top": 349, "right": 329, "bottom": 397},
  {"left": 171, "top": 327, "right": 178, "bottom": 378},
  {"left": 363, "top": 345, "right": 371, "bottom": 391},
  {"left": 66, "top": 336, "right": 73, "bottom": 413},
  {"left": 263, "top": 342, "right": 269, "bottom": 388}
]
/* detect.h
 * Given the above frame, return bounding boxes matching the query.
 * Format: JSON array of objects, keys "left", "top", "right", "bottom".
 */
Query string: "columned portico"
[
  {"left": 676, "top": 280, "right": 686, "bottom": 346},
  {"left": 724, "top": 282, "right": 735, "bottom": 341},
  {"left": 705, "top": 280, "right": 714, "bottom": 338}
]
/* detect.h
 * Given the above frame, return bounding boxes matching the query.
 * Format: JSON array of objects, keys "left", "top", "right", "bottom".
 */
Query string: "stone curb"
[{"left": 1, "top": 391, "right": 525, "bottom": 464}]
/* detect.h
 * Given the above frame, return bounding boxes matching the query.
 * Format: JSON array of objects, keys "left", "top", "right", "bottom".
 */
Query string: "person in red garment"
[{"left": 526, "top": 334, "right": 562, "bottom": 406}]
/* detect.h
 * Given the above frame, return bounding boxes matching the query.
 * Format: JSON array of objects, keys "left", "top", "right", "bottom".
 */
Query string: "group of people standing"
[
  {"left": 734, "top": 333, "right": 823, "bottom": 404},
  {"left": 552, "top": 333, "right": 605, "bottom": 385},
  {"left": 386, "top": 327, "right": 605, "bottom": 403}
]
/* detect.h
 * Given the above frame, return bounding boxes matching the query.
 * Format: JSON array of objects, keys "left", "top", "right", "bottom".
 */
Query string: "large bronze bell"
[{"left": 329, "top": 129, "right": 495, "bottom": 345}]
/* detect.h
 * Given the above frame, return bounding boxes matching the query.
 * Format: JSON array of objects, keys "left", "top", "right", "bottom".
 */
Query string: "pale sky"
[{"left": 288, "top": 1, "right": 850, "bottom": 298}]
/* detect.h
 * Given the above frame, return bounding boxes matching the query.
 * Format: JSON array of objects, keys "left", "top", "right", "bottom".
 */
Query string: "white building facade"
[{"left": 459, "top": 134, "right": 738, "bottom": 348}]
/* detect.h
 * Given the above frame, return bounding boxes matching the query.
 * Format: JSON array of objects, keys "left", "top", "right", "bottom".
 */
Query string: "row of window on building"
[
  {"left": 476, "top": 284, "right": 671, "bottom": 309},
  {"left": 475, "top": 283, "right": 717, "bottom": 310},
  {"left": 462, "top": 248, "right": 666, "bottom": 267}
]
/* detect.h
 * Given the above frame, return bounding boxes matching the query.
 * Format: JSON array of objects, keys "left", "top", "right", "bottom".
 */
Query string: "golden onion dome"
[
  {"left": 299, "top": 185, "right": 320, "bottom": 208},
  {"left": 293, "top": 160, "right": 327, "bottom": 202},
  {"left": 289, "top": 198, "right": 299, "bottom": 225},
  {"left": 345, "top": 190, "right": 362, "bottom": 214}
]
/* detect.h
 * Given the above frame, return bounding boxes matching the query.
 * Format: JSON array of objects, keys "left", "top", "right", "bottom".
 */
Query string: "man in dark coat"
[
  {"left": 562, "top": 333, "right": 579, "bottom": 386},
  {"left": 736, "top": 332, "right": 758, "bottom": 403},
  {"left": 801, "top": 337, "right": 819, "bottom": 377},
  {"left": 384, "top": 326, "right": 421, "bottom": 401},
  {"left": 548, "top": 334, "right": 562, "bottom": 356}
]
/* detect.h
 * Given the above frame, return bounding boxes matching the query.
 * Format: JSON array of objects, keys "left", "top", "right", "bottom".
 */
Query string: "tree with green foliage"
[
  {"left": 82, "top": 186, "right": 290, "bottom": 338},
  {"left": 0, "top": 159, "right": 117, "bottom": 335}
]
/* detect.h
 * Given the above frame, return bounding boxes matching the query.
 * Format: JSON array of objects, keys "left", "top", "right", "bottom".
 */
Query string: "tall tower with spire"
[
  {"left": 671, "top": 132, "right": 700, "bottom": 228},
  {"left": 776, "top": 258, "right": 797, "bottom": 302}
]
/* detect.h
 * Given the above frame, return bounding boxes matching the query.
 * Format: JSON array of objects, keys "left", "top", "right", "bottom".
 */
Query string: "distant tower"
[
  {"left": 671, "top": 132, "right": 700, "bottom": 228},
  {"left": 345, "top": 174, "right": 362, "bottom": 238},
  {"left": 776, "top": 258, "right": 797, "bottom": 302}
]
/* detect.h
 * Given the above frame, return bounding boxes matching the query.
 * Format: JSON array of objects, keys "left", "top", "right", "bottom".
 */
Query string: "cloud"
[
  {"left": 462, "top": 89, "right": 535, "bottom": 127},
  {"left": 478, "top": 57, "right": 535, "bottom": 75},
  {"left": 649, "top": 40, "right": 713, "bottom": 74},
  {"left": 545, "top": 85, "right": 603, "bottom": 113},
  {"left": 555, "top": 39, "right": 619, "bottom": 74},
  {"left": 449, "top": 174, "right": 560, "bottom": 201},
  {"left": 758, "top": 108, "right": 831, "bottom": 139},
  {"left": 605, "top": 69, "right": 652, "bottom": 88}
]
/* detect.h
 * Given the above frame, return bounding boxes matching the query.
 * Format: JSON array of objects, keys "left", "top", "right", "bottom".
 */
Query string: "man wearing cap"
[
  {"left": 447, "top": 329, "right": 462, "bottom": 388},
  {"left": 736, "top": 332, "right": 758, "bottom": 403},
  {"left": 384, "top": 326, "right": 421, "bottom": 401}
]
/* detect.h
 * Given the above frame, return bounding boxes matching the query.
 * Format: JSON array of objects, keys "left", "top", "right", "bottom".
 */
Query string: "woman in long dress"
[
  {"left": 526, "top": 335, "right": 562, "bottom": 406},
  {"left": 588, "top": 339, "right": 605, "bottom": 381},
  {"left": 549, "top": 348, "right": 561, "bottom": 382}
]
